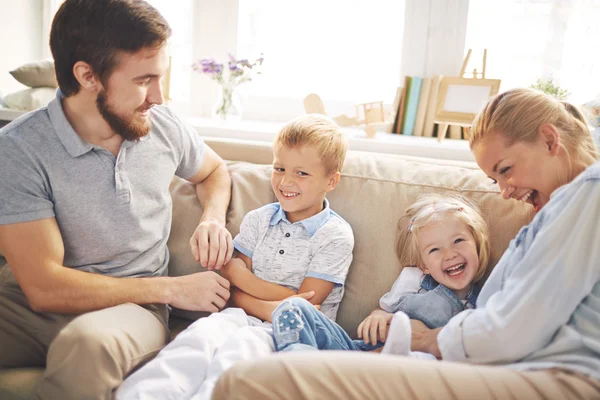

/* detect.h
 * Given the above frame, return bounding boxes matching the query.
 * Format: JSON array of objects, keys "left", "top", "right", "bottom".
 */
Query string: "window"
[
  {"left": 237, "top": 0, "right": 405, "bottom": 105},
  {"left": 465, "top": 0, "right": 600, "bottom": 103},
  {"left": 147, "top": 0, "right": 194, "bottom": 104}
]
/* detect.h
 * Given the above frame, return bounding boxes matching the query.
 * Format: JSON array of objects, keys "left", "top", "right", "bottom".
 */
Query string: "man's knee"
[
  {"left": 41, "top": 307, "right": 165, "bottom": 399},
  {"left": 49, "top": 319, "right": 115, "bottom": 361}
]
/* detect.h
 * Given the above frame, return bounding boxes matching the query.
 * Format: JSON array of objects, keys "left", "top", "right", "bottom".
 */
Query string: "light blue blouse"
[{"left": 439, "top": 161, "right": 600, "bottom": 381}]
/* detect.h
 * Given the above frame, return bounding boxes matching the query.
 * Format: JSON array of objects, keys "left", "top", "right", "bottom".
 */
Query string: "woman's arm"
[{"left": 438, "top": 177, "right": 600, "bottom": 363}]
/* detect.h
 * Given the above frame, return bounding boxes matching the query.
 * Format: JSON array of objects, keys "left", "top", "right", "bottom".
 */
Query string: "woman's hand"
[
  {"left": 357, "top": 309, "right": 394, "bottom": 346},
  {"left": 410, "top": 319, "right": 442, "bottom": 358}
]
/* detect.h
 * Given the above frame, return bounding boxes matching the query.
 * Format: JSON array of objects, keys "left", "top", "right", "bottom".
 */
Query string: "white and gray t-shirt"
[{"left": 233, "top": 200, "right": 354, "bottom": 321}]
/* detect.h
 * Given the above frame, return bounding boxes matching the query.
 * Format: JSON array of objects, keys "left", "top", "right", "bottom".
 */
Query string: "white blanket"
[{"left": 116, "top": 308, "right": 275, "bottom": 400}]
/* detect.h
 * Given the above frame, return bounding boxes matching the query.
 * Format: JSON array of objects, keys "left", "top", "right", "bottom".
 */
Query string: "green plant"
[{"left": 529, "top": 77, "right": 569, "bottom": 100}]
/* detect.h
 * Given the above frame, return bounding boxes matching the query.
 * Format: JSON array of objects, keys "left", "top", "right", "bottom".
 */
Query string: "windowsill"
[
  {"left": 0, "top": 109, "right": 474, "bottom": 162},
  {"left": 189, "top": 117, "right": 475, "bottom": 162}
]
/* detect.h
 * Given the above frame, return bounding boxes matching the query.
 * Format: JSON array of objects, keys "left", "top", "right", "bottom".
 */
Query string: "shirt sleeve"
[
  {"left": 162, "top": 107, "right": 206, "bottom": 180},
  {"left": 232, "top": 210, "right": 260, "bottom": 258},
  {"left": 0, "top": 136, "right": 55, "bottom": 225},
  {"left": 305, "top": 227, "right": 354, "bottom": 286},
  {"left": 379, "top": 267, "right": 424, "bottom": 312},
  {"left": 438, "top": 177, "right": 600, "bottom": 363}
]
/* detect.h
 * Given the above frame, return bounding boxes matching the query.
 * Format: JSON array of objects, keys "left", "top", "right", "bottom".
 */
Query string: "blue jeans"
[{"left": 271, "top": 298, "right": 382, "bottom": 352}]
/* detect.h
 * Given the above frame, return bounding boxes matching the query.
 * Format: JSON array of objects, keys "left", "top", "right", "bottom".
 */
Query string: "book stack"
[{"left": 390, "top": 75, "right": 461, "bottom": 139}]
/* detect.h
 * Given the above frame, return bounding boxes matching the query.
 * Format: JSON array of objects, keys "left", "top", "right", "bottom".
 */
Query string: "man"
[{"left": 0, "top": 1, "right": 233, "bottom": 398}]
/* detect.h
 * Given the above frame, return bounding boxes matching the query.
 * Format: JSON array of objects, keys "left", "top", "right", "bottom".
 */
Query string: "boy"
[{"left": 117, "top": 114, "right": 354, "bottom": 399}]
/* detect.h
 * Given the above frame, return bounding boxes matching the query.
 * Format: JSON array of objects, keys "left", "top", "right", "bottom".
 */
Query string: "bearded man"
[{"left": 0, "top": 1, "right": 234, "bottom": 398}]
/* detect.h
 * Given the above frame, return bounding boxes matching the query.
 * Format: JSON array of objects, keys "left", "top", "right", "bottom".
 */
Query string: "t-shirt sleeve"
[
  {"left": 379, "top": 267, "right": 424, "bottom": 312},
  {"left": 164, "top": 107, "right": 206, "bottom": 180},
  {"left": 0, "top": 136, "right": 54, "bottom": 225},
  {"left": 232, "top": 210, "right": 261, "bottom": 258},
  {"left": 305, "top": 225, "right": 354, "bottom": 286}
]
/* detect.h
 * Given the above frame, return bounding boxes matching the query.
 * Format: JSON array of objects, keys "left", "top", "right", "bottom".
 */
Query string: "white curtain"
[
  {"left": 465, "top": 0, "right": 600, "bottom": 103},
  {"left": 41, "top": 0, "right": 63, "bottom": 59}
]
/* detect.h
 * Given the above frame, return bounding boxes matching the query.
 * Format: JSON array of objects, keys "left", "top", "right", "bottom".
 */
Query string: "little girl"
[{"left": 272, "top": 194, "right": 491, "bottom": 358}]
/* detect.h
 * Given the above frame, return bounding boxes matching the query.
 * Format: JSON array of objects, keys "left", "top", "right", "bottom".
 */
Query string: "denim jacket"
[{"left": 380, "top": 269, "right": 480, "bottom": 329}]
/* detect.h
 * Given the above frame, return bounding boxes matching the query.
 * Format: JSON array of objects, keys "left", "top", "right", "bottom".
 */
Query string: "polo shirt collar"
[
  {"left": 269, "top": 198, "right": 332, "bottom": 237},
  {"left": 48, "top": 89, "right": 151, "bottom": 158},
  {"left": 48, "top": 90, "right": 94, "bottom": 158}
]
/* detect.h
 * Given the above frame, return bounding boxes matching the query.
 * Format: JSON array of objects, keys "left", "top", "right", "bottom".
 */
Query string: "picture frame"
[{"left": 434, "top": 76, "right": 501, "bottom": 125}]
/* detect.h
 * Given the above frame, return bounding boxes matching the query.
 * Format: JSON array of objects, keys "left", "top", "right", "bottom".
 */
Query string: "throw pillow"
[
  {"left": 4, "top": 88, "right": 56, "bottom": 111},
  {"left": 9, "top": 59, "right": 58, "bottom": 88}
]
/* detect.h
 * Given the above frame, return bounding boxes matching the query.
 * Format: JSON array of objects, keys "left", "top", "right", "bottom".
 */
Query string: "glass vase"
[{"left": 212, "top": 84, "right": 243, "bottom": 120}]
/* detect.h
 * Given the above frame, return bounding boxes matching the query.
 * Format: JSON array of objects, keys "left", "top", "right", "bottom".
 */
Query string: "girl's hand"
[
  {"left": 410, "top": 319, "right": 442, "bottom": 358},
  {"left": 357, "top": 309, "right": 394, "bottom": 346}
]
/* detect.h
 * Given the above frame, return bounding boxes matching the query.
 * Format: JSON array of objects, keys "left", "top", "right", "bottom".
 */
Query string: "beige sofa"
[{"left": 0, "top": 137, "right": 532, "bottom": 399}]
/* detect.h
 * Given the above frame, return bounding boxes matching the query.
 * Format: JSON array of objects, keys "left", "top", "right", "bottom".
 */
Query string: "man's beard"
[{"left": 96, "top": 90, "right": 151, "bottom": 141}]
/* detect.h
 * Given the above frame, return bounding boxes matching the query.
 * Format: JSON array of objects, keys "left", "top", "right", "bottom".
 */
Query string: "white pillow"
[
  {"left": 9, "top": 59, "right": 58, "bottom": 88},
  {"left": 4, "top": 88, "right": 57, "bottom": 111}
]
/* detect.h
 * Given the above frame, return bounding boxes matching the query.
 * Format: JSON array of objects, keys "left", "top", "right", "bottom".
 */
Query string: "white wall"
[{"left": 0, "top": 0, "right": 43, "bottom": 96}]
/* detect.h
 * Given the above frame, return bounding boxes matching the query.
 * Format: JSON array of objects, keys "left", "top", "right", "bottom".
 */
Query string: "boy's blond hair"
[
  {"left": 396, "top": 194, "right": 491, "bottom": 283},
  {"left": 274, "top": 114, "right": 349, "bottom": 174}
]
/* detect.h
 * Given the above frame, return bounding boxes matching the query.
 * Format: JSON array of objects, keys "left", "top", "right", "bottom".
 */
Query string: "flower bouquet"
[{"left": 192, "top": 54, "right": 264, "bottom": 120}]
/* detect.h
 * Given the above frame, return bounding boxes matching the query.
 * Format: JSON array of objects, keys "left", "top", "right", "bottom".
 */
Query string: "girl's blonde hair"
[
  {"left": 469, "top": 88, "right": 598, "bottom": 174},
  {"left": 396, "top": 194, "right": 491, "bottom": 283},
  {"left": 274, "top": 114, "right": 348, "bottom": 174}
]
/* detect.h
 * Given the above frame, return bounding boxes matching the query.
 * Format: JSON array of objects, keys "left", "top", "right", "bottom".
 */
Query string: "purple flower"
[{"left": 192, "top": 54, "right": 264, "bottom": 85}]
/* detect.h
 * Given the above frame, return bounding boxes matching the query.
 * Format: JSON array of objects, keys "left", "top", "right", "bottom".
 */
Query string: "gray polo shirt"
[
  {"left": 0, "top": 93, "right": 205, "bottom": 278},
  {"left": 232, "top": 199, "right": 354, "bottom": 321}
]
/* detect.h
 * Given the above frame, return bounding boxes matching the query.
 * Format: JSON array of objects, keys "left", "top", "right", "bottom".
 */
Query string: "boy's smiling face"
[{"left": 271, "top": 144, "right": 339, "bottom": 223}]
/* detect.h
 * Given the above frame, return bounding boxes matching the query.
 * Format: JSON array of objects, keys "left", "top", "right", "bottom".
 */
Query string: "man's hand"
[
  {"left": 167, "top": 271, "right": 231, "bottom": 313},
  {"left": 410, "top": 319, "right": 442, "bottom": 358},
  {"left": 357, "top": 308, "right": 394, "bottom": 345},
  {"left": 189, "top": 219, "right": 233, "bottom": 270}
]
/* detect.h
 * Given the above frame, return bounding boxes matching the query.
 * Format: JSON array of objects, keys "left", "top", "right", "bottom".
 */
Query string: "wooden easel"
[{"left": 437, "top": 49, "right": 487, "bottom": 142}]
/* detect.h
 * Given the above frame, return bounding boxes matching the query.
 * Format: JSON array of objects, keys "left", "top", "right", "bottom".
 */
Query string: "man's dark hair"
[{"left": 50, "top": 0, "right": 172, "bottom": 96}]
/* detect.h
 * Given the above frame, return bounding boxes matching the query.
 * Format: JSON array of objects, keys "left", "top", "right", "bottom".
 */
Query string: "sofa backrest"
[{"left": 168, "top": 137, "right": 532, "bottom": 336}]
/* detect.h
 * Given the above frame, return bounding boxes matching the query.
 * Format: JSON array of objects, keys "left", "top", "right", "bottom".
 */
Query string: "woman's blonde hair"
[
  {"left": 396, "top": 194, "right": 491, "bottom": 283},
  {"left": 274, "top": 114, "right": 348, "bottom": 174},
  {"left": 469, "top": 88, "right": 598, "bottom": 173}
]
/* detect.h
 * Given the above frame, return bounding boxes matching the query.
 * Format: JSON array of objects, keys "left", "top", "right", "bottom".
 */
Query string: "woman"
[{"left": 211, "top": 88, "right": 600, "bottom": 399}]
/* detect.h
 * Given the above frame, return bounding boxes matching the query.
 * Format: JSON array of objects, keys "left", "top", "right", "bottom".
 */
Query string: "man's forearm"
[
  {"left": 195, "top": 163, "right": 231, "bottom": 223},
  {"left": 230, "top": 288, "right": 277, "bottom": 322},
  {"left": 17, "top": 262, "right": 172, "bottom": 314}
]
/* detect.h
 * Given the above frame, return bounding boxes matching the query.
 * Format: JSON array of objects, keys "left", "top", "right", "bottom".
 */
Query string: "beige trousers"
[
  {"left": 213, "top": 352, "right": 600, "bottom": 400},
  {"left": 0, "top": 265, "right": 169, "bottom": 400}
]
